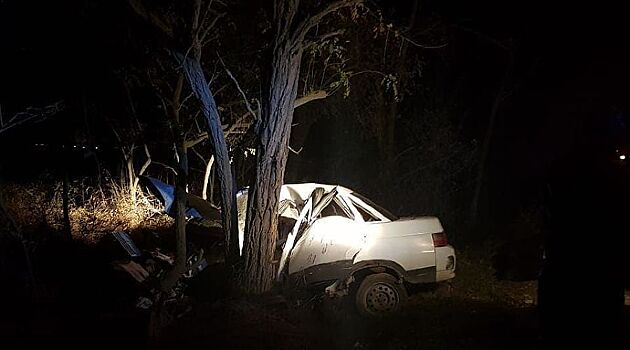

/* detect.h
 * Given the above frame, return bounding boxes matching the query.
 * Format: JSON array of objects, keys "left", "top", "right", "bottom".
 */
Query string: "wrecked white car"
[
  {"left": 237, "top": 183, "right": 456, "bottom": 316},
  {"left": 143, "top": 177, "right": 455, "bottom": 316}
]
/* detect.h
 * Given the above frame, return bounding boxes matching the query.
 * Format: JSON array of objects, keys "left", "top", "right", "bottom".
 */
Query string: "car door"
[
  {"left": 286, "top": 190, "right": 369, "bottom": 276},
  {"left": 277, "top": 187, "right": 338, "bottom": 278}
]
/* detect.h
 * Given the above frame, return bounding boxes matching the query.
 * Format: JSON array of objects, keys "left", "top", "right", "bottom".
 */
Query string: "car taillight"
[{"left": 432, "top": 232, "right": 448, "bottom": 247}]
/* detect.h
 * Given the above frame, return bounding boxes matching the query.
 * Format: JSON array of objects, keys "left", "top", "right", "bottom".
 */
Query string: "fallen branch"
[{"left": 0, "top": 101, "right": 64, "bottom": 135}]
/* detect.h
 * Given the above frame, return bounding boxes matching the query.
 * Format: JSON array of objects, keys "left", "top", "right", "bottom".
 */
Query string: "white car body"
[{"left": 237, "top": 183, "right": 456, "bottom": 287}]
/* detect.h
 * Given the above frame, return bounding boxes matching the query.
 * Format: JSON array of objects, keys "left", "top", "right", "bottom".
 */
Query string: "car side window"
[
  {"left": 350, "top": 198, "right": 380, "bottom": 222},
  {"left": 319, "top": 197, "right": 354, "bottom": 219}
]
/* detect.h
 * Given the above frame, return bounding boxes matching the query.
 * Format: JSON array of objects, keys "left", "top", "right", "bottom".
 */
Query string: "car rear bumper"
[{"left": 435, "top": 245, "right": 456, "bottom": 282}]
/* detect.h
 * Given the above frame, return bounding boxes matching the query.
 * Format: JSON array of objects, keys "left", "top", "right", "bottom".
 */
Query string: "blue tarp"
[{"left": 144, "top": 177, "right": 202, "bottom": 219}]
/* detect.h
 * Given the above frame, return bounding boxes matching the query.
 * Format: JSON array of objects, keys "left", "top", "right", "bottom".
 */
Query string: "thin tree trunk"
[
  {"left": 149, "top": 73, "right": 191, "bottom": 341},
  {"left": 176, "top": 53, "right": 239, "bottom": 264},
  {"left": 62, "top": 167, "right": 72, "bottom": 240},
  {"left": 160, "top": 142, "right": 188, "bottom": 292},
  {"left": 126, "top": 154, "right": 138, "bottom": 208},
  {"left": 202, "top": 155, "right": 214, "bottom": 200},
  {"left": 149, "top": 138, "right": 187, "bottom": 342},
  {"left": 131, "top": 144, "right": 152, "bottom": 210},
  {"left": 209, "top": 165, "right": 215, "bottom": 205}
]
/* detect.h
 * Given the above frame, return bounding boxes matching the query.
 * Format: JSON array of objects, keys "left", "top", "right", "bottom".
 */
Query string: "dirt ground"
[
  {"left": 2, "top": 242, "right": 628, "bottom": 350},
  {"left": 158, "top": 250, "right": 543, "bottom": 350},
  {"left": 159, "top": 295, "right": 541, "bottom": 350},
  {"left": 160, "top": 250, "right": 630, "bottom": 350}
]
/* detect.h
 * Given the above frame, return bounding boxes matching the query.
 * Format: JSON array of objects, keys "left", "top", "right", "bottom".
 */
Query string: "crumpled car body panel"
[{"left": 145, "top": 178, "right": 455, "bottom": 286}]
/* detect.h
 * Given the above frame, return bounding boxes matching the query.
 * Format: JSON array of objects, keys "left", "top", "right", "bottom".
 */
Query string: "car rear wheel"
[{"left": 355, "top": 273, "right": 407, "bottom": 317}]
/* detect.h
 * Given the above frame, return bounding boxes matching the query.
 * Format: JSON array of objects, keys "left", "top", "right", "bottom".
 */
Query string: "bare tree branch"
[
  {"left": 184, "top": 105, "right": 256, "bottom": 148},
  {"left": 294, "top": 90, "right": 328, "bottom": 108},
  {"left": 217, "top": 53, "right": 258, "bottom": 120},
  {"left": 0, "top": 101, "right": 64, "bottom": 135},
  {"left": 187, "top": 0, "right": 224, "bottom": 61},
  {"left": 185, "top": 133, "right": 210, "bottom": 148},
  {"left": 190, "top": 145, "right": 208, "bottom": 165},
  {"left": 199, "top": 12, "right": 225, "bottom": 43},
  {"left": 401, "top": 36, "right": 447, "bottom": 49},
  {"left": 127, "top": 0, "right": 174, "bottom": 39},
  {"left": 186, "top": 89, "right": 329, "bottom": 148},
  {"left": 288, "top": 145, "right": 303, "bottom": 155},
  {"left": 192, "top": 0, "right": 202, "bottom": 33},
  {"left": 303, "top": 29, "right": 346, "bottom": 50},
  {"left": 317, "top": 29, "right": 346, "bottom": 42},
  {"left": 134, "top": 144, "right": 152, "bottom": 183},
  {"left": 292, "top": 0, "right": 363, "bottom": 46},
  {"left": 153, "top": 161, "right": 178, "bottom": 175}
]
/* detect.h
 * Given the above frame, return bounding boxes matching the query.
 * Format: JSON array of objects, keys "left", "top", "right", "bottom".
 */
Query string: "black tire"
[{"left": 354, "top": 273, "right": 407, "bottom": 317}]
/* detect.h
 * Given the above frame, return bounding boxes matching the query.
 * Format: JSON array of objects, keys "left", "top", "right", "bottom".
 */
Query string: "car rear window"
[{"left": 350, "top": 192, "right": 398, "bottom": 221}]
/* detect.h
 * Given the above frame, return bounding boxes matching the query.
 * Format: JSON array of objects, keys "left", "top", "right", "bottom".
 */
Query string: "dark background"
[
  {"left": 1, "top": 0, "right": 629, "bottom": 237},
  {"left": 2, "top": 1, "right": 630, "bottom": 348}
]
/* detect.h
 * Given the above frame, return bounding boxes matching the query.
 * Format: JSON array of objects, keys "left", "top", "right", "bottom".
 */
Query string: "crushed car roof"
[{"left": 280, "top": 183, "right": 352, "bottom": 203}]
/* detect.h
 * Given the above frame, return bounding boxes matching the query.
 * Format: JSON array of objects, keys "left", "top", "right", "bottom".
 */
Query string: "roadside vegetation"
[
  {"left": 2, "top": 178, "right": 170, "bottom": 240},
  {"left": 1, "top": 177, "right": 539, "bottom": 349}
]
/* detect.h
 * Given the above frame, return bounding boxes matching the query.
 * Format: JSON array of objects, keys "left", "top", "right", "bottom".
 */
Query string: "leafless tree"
[{"left": 128, "top": 0, "right": 240, "bottom": 281}]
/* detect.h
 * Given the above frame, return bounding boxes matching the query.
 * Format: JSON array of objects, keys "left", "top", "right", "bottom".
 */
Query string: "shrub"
[{"left": 1, "top": 178, "right": 172, "bottom": 242}]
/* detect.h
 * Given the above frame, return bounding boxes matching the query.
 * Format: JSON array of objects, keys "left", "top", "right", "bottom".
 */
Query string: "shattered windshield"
[{"left": 351, "top": 192, "right": 398, "bottom": 221}]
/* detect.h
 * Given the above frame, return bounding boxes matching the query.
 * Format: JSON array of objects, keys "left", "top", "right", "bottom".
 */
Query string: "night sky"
[{"left": 1, "top": 0, "right": 630, "bottom": 214}]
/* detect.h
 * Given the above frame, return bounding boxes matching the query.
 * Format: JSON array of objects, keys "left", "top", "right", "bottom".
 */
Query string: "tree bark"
[
  {"left": 159, "top": 141, "right": 188, "bottom": 292},
  {"left": 176, "top": 53, "right": 239, "bottom": 264},
  {"left": 240, "top": 0, "right": 360, "bottom": 294},
  {"left": 242, "top": 13, "right": 304, "bottom": 293}
]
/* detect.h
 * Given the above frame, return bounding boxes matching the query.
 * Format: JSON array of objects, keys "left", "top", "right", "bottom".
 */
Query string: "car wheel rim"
[{"left": 365, "top": 283, "right": 398, "bottom": 314}]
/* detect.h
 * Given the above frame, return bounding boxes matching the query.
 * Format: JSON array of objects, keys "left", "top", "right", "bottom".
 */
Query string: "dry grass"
[
  {"left": 1, "top": 179, "right": 172, "bottom": 242},
  {"left": 448, "top": 247, "right": 538, "bottom": 307}
]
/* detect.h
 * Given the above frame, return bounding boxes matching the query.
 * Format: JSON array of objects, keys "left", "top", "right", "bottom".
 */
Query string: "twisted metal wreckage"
[{"left": 110, "top": 177, "right": 455, "bottom": 316}]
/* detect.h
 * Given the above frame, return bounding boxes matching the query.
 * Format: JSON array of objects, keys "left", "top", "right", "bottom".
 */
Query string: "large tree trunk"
[
  {"left": 240, "top": 0, "right": 361, "bottom": 294},
  {"left": 177, "top": 53, "right": 239, "bottom": 263},
  {"left": 241, "top": 34, "right": 303, "bottom": 293}
]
